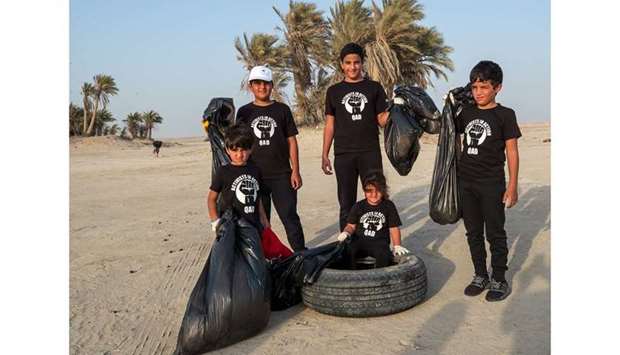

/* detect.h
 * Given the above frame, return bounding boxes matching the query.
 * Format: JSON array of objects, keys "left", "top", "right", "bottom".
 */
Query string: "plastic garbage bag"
[
  {"left": 393, "top": 86, "right": 441, "bottom": 134},
  {"left": 384, "top": 102, "right": 424, "bottom": 176},
  {"left": 268, "top": 241, "right": 346, "bottom": 311},
  {"left": 173, "top": 210, "right": 271, "bottom": 355},
  {"left": 429, "top": 85, "right": 474, "bottom": 224},
  {"left": 384, "top": 86, "right": 441, "bottom": 176},
  {"left": 202, "top": 98, "right": 235, "bottom": 181}
]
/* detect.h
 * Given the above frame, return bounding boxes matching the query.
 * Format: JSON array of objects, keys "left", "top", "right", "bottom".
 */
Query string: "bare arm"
[
  {"left": 322, "top": 115, "right": 335, "bottom": 174},
  {"left": 389, "top": 227, "right": 402, "bottom": 246},
  {"left": 207, "top": 190, "right": 219, "bottom": 221},
  {"left": 343, "top": 223, "right": 356, "bottom": 236},
  {"left": 504, "top": 138, "right": 520, "bottom": 208},
  {"left": 377, "top": 111, "right": 389, "bottom": 128},
  {"left": 288, "top": 136, "right": 302, "bottom": 189}
]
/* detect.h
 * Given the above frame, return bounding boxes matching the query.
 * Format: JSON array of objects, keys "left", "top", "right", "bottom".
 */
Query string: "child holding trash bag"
[
  {"left": 207, "top": 124, "right": 271, "bottom": 234},
  {"left": 336, "top": 172, "right": 408, "bottom": 269},
  {"left": 457, "top": 61, "right": 521, "bottom": 302},
  {"left": 322, "top": 42, "right": 390, "bottom": 231},
  {"left": 235, "top": 65, "right": 306, "bottom": 251}
]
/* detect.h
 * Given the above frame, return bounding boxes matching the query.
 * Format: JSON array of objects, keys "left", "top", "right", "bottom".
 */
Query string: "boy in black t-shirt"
[
  {"left": 456, "top": 61, "right": 522, "bottom": 302},
  {"left": 207, "top": 124, "right": 270, "bottom": 233},
  {"left": 322, "top": 43, "right": 390, "bottom": 231},
  {"left": 336, "top": 172, "right": 409, "bottom": 268},
  {"left": 235, "top": 65, "right": 305, "bottom": 251}
]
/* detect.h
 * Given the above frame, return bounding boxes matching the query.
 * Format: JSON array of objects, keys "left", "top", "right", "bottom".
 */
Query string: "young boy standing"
[
  {"left": 457, "top": 60, "right": 521, "bottom": 302},
  {"left": 322, "top": 42, "right": 390, "bottom": 231},
  {"left": 207, "top": 124, "right": 270, "bottom": 234},
  {"left": 235, "top": 65, "right": 306, "bottom": 251}
]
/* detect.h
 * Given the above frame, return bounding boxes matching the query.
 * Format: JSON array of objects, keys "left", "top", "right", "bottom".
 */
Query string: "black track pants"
[
  {"left": 459, "top": 178, "right": 508, "bottom": 282},
  {"left": 334, "top": 151, "right": 383, "bottom": 230},
  {"left": 345, "top": 237, "right": 392, "bottom": 269},
  {"left": 260, "top": 175, "right": 306, "bottom": 252}
]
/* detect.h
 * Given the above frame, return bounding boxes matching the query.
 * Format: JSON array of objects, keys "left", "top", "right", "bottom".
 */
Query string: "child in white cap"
[{"left": 235, "top": 65, "right": 306, "bottom": 251}]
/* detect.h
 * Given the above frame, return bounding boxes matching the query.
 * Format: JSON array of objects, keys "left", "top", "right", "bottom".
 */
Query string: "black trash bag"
[
  {"left": 384, "top": 103, "right": 424, "bottom": 176},
  {"left": 173, "top": 210, "right": 271, "bottom": 355},
  {"left": 420, "top": 115, "right": 441, "bottom": 135},
  {"left": 268, "top": 241, "right": 346, "bottom": 311},
  {"left": 393, "top": 86, "right": 441, "bottom": 134},
  {"left": 384, "top": 86, "right": 441, "bottom": 176},
  {"left": 429, "top": 85, "right": 474, "bottom": 224},
  {"left": 202, "top": 98, "right": 235, "bottom": 181}
]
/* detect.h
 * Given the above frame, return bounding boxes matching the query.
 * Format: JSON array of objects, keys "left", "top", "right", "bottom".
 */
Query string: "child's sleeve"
[
  {"left": 209, "top": 168, "right": 223, "bottom": 192},
  {"left": 387, "top": 201, "right": 402, "bottom": 227},
  {"left": 503, "top": 109, "right": 522, "bottom": 140},
  {"left": 375, "top": 82, "right": 388, "bottom": 114},
  {"left": 325, "top": 87, "right": 335, "bottom": 115},
  {"left": 283, "top": 105, "right": 299, "bottom": 137},
  {"left": 346, "top": 203, "right": 360, "bottom": 225}
]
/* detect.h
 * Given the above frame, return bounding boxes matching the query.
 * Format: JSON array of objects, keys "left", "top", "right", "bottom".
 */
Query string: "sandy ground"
[{"left": 70, "top": 123, "right": 550, "bottom": 355}]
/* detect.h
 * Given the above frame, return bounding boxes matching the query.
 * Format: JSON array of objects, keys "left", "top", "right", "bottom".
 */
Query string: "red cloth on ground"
[{"left": 261, "top": 227, "right": 293, "bottom": 259}]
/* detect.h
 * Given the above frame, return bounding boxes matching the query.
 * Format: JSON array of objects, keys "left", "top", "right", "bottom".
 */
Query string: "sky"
[{"left": 70, "top": 0, "right": 550, "bottom": 138}]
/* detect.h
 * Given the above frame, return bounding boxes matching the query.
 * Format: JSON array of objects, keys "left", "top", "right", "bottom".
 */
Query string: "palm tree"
[
  {"left": 328, "top": 0, "right": 372, "bottom": 70},
  {"left": 123, "top": 112, "right": 142, "bottom": 139},
  {"left": 93, "top": 109, "right": 116, "bottom": 136},
  {"left": 80, "top": 82, "right": 94, "bottom": 135},
  {"left": 142, "top": 110, "right": 163, "bottom": 140},
  {"left": 364, "top": 0, "right": 425, "bottom": 94},
  {"left": 328, "top": 0, "right": 453, "bottom": 94},
  {"left": 234, "top": 33, "right": 290, "bottom": 102},
  {"left": 274, "top": 1, "right": 330, "bottom": 124},
  {"left": 107, "top": 123, "right": 120, "bottom": 136},
  {"left": 86, "top": 74, "right": 118, "bottom": 136},
  {"left": 69, "top": 103, "right": 84, "bottom": 136},
  {"left": 270, "top": 73, "right": 291, "bottom": 103},
  {"left": 306, "top": 67, "right": 332, "bottom": 126},
  {"left": 399, "top": 25, "right": 454, "bottom": 88}
]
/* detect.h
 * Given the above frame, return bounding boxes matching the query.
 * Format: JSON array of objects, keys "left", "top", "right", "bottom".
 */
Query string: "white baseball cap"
[{"left": 248, "top": 65, "right": 273, "bottom": 82}]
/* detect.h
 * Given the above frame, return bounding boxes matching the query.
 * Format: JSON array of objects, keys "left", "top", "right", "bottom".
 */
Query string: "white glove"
[
  {"left": 210, "top": 218, "right": 221, "bottom": 233},
  {"left": 337, "top": 231, "right": 350, "bottom": 242},
  {"left": 392, "top": 245, "right": 410, "bottom": 256}
]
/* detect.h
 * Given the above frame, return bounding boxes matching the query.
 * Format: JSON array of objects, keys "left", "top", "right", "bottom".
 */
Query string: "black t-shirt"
[
  {"left": 325, "top": 79, "right": 388, "bottom": 154},
  {"left": 236, "top": 102, "right": 299, "bottom": 178},
  {"left": 346, "top": 199, "right": 402, "bottom": 243},
  {"left": 456, "top": 104, "right": 522, "bottom": 181},
  {"left": 209, "top": 163, "right": 263, "bottom": 227}
]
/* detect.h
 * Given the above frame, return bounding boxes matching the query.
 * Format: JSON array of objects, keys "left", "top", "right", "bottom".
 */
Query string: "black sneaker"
[
  {"left": 485, "top": 279, "right": 511, "bottom": 302},
  {"left": 464, "top": 275, "right": 490, "bottom": 296}
]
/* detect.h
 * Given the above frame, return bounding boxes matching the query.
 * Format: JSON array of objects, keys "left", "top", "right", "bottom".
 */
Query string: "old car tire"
[{"left": 302, "top": 254, "right": 427, "bottom": 317}]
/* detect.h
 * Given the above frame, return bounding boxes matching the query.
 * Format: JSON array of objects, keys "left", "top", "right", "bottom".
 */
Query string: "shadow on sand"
[{"left": 405, "top": 184, "right": 550, "bottom": 354}]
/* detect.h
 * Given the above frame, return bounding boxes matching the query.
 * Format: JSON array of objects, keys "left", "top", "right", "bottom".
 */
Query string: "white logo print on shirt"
[
  {"left": 251, "top": 116, "right": 277, "bottom": 146},
  {"left": 230, "top": 174, "right": 259, "bottom": 213},
  {"left": 465, "top": 119, "right": 492, "bottom": 155},
  {"left": 360, "top": 211, "right": 386, "bottom": 237},
  {"left": 341, "top": 92, "right": 369, "bottom": 121}
]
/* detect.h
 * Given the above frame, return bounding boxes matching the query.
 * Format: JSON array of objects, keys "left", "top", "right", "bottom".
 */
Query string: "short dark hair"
[
  {"left": 339, "top": 42, "right": 365, "bottom": 63},
  {"left": 224, "top": 123, "right": 254, "bottom": 150},
  {"left": 362, "top": 171, "right": 389, "bottom": 200},
  {"left": 469, "top": 60, "right": 503, "bottom": 87}
]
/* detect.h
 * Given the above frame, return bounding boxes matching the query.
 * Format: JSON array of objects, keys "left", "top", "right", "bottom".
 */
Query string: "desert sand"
[{"left": 70, "top": 123, "right": 550, "bottom": 355}]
